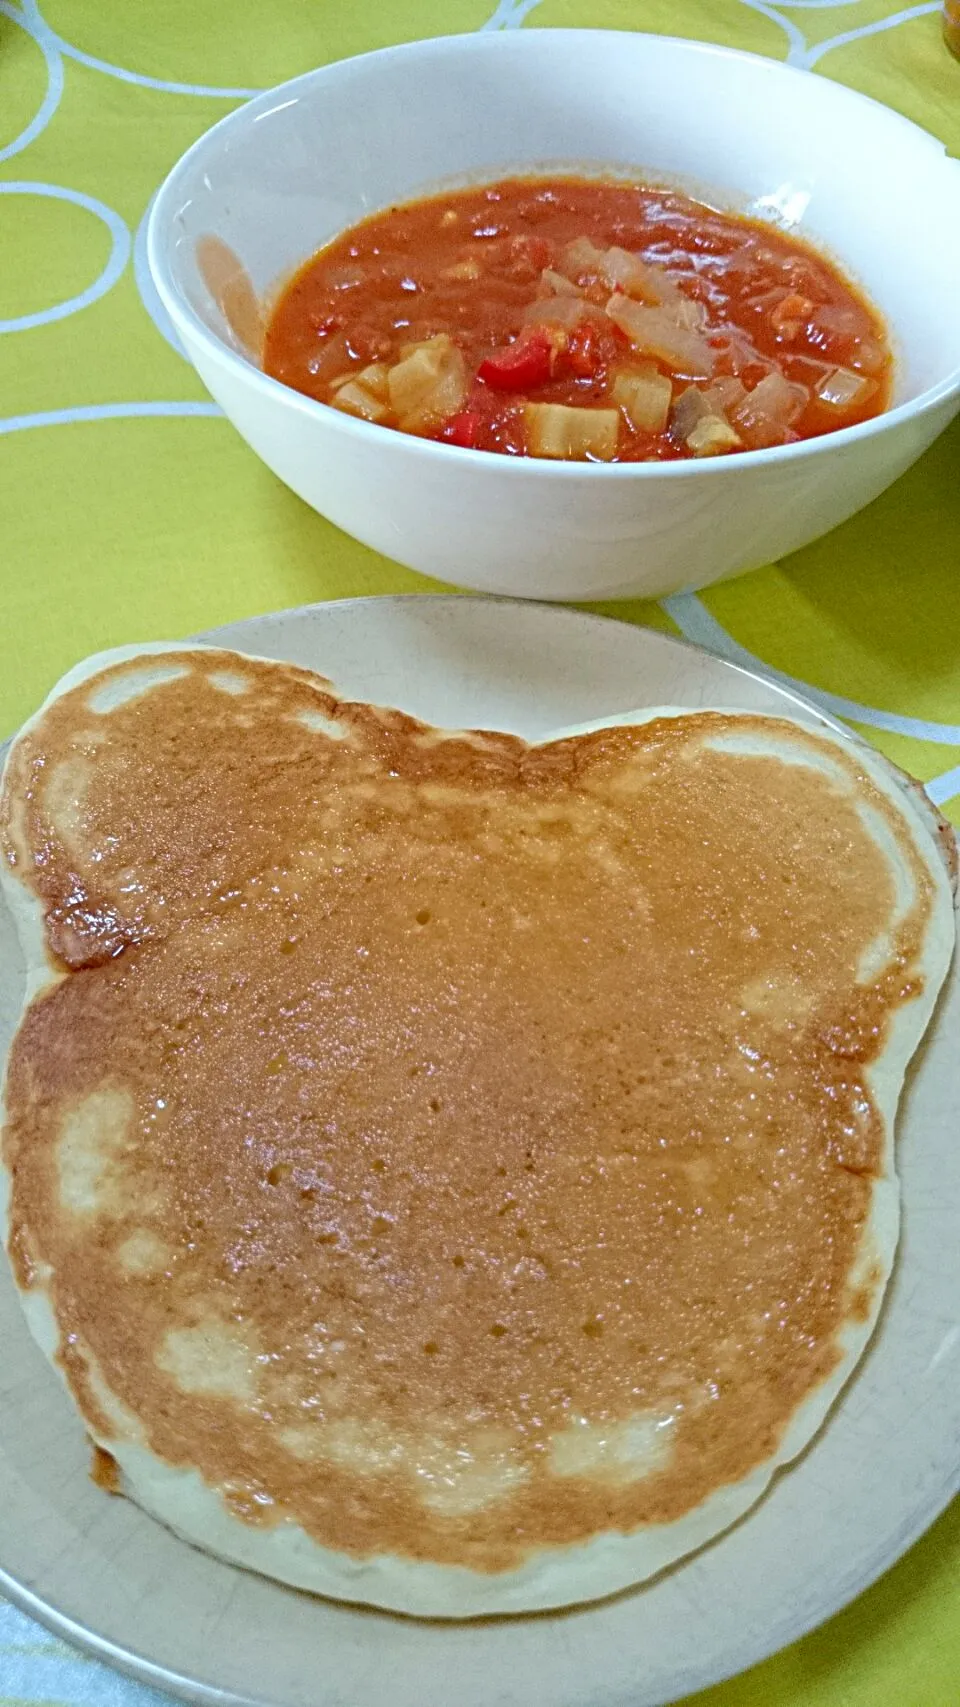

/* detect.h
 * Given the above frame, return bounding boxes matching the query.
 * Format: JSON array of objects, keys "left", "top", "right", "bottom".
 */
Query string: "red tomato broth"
[{"left": 263, "top": 177, "right": 891, "bottom": 463}]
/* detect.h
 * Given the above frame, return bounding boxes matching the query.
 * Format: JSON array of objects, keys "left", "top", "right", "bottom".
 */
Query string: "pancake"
[{"left": 0, "top": 643, "right": 954, "bottom": 1617}]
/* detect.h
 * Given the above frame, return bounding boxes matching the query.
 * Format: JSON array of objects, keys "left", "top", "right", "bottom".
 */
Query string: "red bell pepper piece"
[
  {"left": 477, "top": 330, "right": 553, "bottom": 392},
  {"left": 440, "top": 409, "right": 480, "bottom": 448}
]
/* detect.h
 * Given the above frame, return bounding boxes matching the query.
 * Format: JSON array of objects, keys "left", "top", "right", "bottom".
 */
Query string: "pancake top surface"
[{"left": 0, "top": 650, "right": 946, "bottom": 1575}]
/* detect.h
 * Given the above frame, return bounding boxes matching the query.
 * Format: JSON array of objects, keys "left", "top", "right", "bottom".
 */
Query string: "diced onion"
[
  {"left": 308, "top": 331, "right": 352, "bottom": 383},
  {"left": 539, "top": 268, "right": 584, "bottom": 298},
  {"left": 346, "top": 362, "right": 390, "bottom": 401},
  {"left": 813, "top": 303, "right": 860, "bottom": 337},
  {"left": 815, "top": 366, "right": 876, "bottom": 409},
  {"left": 703, "top": 375, "right": 746, "bottom": 414},
  {"left": 612, "top": 364, "right": 673, "bottom": 433},
  {"left": 601, "top": 246, "right": 661, "bottom": 300},
  {"left": 522, "top": 293, "right": 591, "bottom": 330},
  {"left": 523, "top": 402, "right": 620, "bottom": 461},
  {"left": 851, "top": 337, "right": 886, "bottom": 378},
  {"left": 387, "top": 334, "right": 468, "bottom": 430},
  {"left": 728, "top": 371, "right": 809, "bottom": 449},
  {"left": 745, "top": 371, "right": 808, "bottom": 425},
  {"left": 561, "top": 236, "right": 609, "bottom": 278},
  {"left": 561, "top": 237, "right": 687, "bottom": 309},
  {"left": 329, "top": 381, "right": 390, "bottom": 423},
  {"left": 605, "top": 296, "right": 714, "bottom": 379},
  {"left": 686, "top": 416, "right": 742, "bottom": 457},
  {"left": 670, "top": 385, "right": 712, "bottom": 442},
  {"left": 710, "top": 329, "right": 771, "bottom": 381}
]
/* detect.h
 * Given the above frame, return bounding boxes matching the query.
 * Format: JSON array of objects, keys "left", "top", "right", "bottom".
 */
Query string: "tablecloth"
[{"left": 1, "top": 1, "right": 958, "bottom": 1703}]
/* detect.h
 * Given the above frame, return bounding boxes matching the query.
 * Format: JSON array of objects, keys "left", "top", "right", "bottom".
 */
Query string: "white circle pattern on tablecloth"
[{"left": 0, "top": 180, "right": 130, "bottom": 333}]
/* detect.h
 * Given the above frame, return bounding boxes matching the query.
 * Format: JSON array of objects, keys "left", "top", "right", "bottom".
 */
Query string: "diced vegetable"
[
  {"left": 804, "top": 301, "right": 866, "bottom": 364},
  {"left": 744, "top": 371, "right": 808, "bottom": 424},
  {"left": 539, "top": 268, "right": 584, "bottom": 298},
  {"left": 815, "top": 366, "right": 877, "bottom": 409},
  {"left": 605, "top": 296, "right": 714, "bottom": 378},
  {"left": 674, "top": 296, "right": 708, "bottom": 331},
  {"left": 612, "top": 363, "right": 673, "bottom": 433},
  {"left": 851, "top": 337, "right": 886, "bottom": 378},
  {"left": 686, "top": 417, "right": 742, "bottom": 457},
  {"left": 387, "top": 334, "right": 468, "bottom": 430},
  {"left": 703, "top": 375, "right": 746, "bottom": 414},
  {"left": 523, "top": 402, "right": 620, "bottom": 461},
  {"left": 710, "top": 329, "right": 771, "bottom": 389},
  {"left": 561, "top": 239, "right": 683, "bottom": 308},
  {"left": 770, "top": 292, "right": 813, "bottom": 337},
  {"left": 729, "top": 371, "right": 809, "bottom": 449},
  {"left": 669, "top": 385, "right": 712, "bottom": 441},
  {"left": 669, "top": 385, "right": 741, "bottom": 455},
  {"left": 329, "top": 361, "right": 390, "bottom": 401},
  {"left": 561, "top": 236, "right": 609, "bottom": 278},
  {"left": 522, "top": 293, "right": 590, "bottom": 331},
  {"left": 329, "top": 380, "right": 390, "bottom": 423},
  {"left": 478, "top": 330, "right": 554, "bottom": 390},
  {"left": 439, "top": 409, "right": 481, "bottom": 448},
  {"left": 600, "top": 246, "right": 658, "bottom": 299},
  {"left": 307, "top": 330, "right": 353, "bottom": 384}
]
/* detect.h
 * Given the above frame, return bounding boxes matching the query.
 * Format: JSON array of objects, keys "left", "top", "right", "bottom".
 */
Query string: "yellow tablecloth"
[{"left": 1, "top": 2, "right": 958, "bottom": 1704}]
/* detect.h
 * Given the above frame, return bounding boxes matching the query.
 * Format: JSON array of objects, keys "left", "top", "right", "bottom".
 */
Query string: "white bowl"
[{"left": 147, "top": 30, "right": 960, "bottom": 602}]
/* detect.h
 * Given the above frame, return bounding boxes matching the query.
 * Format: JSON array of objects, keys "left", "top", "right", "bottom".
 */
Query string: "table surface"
[{"left": 1, "top": 2, "right": 958, "bottom": 1704}]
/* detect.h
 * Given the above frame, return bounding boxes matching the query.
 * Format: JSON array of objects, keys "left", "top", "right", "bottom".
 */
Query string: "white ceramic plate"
[{"left": 1, "top": 596, "right": 958, "bottom": 1707}]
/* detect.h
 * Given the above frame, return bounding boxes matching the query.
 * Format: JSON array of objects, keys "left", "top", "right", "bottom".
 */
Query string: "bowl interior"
[{"left": 153, "top": 30, "right": 960, "bottom": 409}]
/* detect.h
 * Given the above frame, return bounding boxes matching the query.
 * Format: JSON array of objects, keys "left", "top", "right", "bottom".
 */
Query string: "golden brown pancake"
[{"left": 0, "top": 644, "right": 953, "bottom": 1615}]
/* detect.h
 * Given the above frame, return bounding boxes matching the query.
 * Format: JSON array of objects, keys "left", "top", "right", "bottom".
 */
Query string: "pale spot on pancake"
[
  {"left": 320, "top": 1418, "right": 407, "bottom": 1474},
  {"left": 418, "top": 782, "right": 491, "bottom": 808},
  {"left": 278, "top": 1423, "right": 324, "bottom": 1462},
  {"left": 283, "top": 1418, "right": 528, "bottom": 1513},
  {"left": 56, "top": 1087, "right": 134, "bottom": 1216},
  {"left": 550, "top": 1412, "right": 676, "bottom": 1482},
  {"left": 594, "top": 765, "right": 653, "bottom": 800},
  {"left": 207, "top": 670, "right": 250, "bottom": 697},
  {"left": 587, "top": 843, "right": 628, "bottom": 880},
  {"left": 43, "top": 757, "right": 92, "bottom": 844},
  {"left": 740, "top": 974, "right": 814, "bottom": 1027},
  {"left": 87, "top": 663, "right": 189, "bottom": 714},
  {"left": 116, "top": 1228, "right": 172, "bottom": 1276},
  {"left": 519, "top": 836, "right": 562, "bottom": 865},
  {"left": 2, "top": 784, "right": 32, "bottom": 870},
  {"left": 414, "top": 1428, "right": 528, "bottom": 1515},
  {"left": 858, "top": 929, "right": 896, "bottom": 983},
  {"left": 297, "top": 709, "right": 351, "bottom": 739},
  {"left": 78, "top": 1340, "right": 147, "bottom": 1442},
  {"left": 683, "top": 1156, "right": 716, "bottom": 1191},
  {"left": 157, "top": 1320, "right": 258, "bottom": 1401}
]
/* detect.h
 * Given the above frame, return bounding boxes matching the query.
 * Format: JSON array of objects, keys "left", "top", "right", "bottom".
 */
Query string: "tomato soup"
[{"left": 263, "top": 177, "right": 890, "bottom": 463}]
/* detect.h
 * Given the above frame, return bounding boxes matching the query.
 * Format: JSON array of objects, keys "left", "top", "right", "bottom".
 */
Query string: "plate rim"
[{"left": 1, "top": 592, "right": 956, "bottom": 1707}]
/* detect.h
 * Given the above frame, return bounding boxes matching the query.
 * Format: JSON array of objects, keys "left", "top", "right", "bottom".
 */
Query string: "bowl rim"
[{"left": 146, "top": 27, "right": 960, "bottom": 483}]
